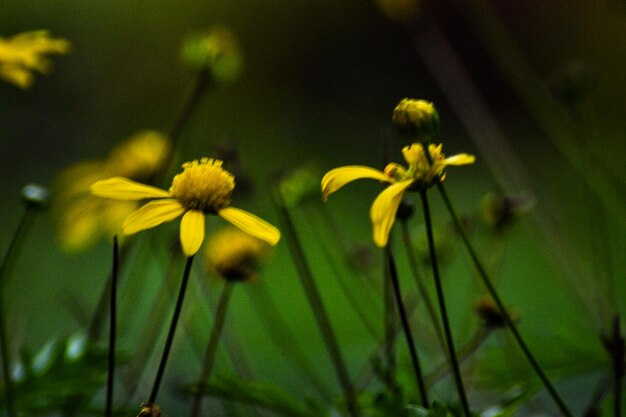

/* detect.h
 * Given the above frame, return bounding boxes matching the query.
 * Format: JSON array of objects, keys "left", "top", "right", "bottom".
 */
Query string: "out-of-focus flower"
[
  {"left": 0, "top": 30, "right": 70, "bottom": 89},
  {"left": 375, "top": 0, "right": 420, "bottom": 23},
  {"left": 205, "top": 227, "right": 271, "bottom": 282},
  {"left": 322, "top": 143, "right": 474, "bottom": 247},
  {"left": 181, "top": 26, "right": 243, "bottom": 83},
  {"left": 481, "top": 192, "right": 534, "bottom": 232},
  {"left": 91, "top": 158, "right": 280, "bottom": 257},
  {"left": 279, "top": 163, "right": 323, "bottom": 208},
  {"left": 54, "top": 131, "right": 170, "bottom": 253}
]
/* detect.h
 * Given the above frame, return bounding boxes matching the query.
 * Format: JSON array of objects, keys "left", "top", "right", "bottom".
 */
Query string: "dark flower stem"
[
  {"left": 437, "top": 182, "right": 573, "bottom": 417},
  {"left": 400, "top": 219, "right": 447, "bottom": 355},
  {"left": 385, "top": 246, "right": 429, "bottom": 406},
  {"left": 272, "top": 187, "right": 359, "bottom": 417},
  {"left": 383, "top": 257, "right": 396, "bottom": 388},
  {"left": 419, "top": 190, "right": 471, "bottom": 416},
  {"left": 148, "top": 255, "right": 195, "bottom": 403},
  {"left": 190, "top": 281, "right": 234, "bottom": 417},
  {"left": 105, "top": 236, "right": 119, "bottom": 417},
  {"left": 0, "top": 204, "right": 37, "bottom": 417}
]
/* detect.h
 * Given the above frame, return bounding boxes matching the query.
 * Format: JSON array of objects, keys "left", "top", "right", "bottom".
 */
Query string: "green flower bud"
[
  {"left": 392, "top": 98, "right": 439, "bottom": 142},
  {"left": 181, "top": 26, "right": 243, "bottom": 83}
]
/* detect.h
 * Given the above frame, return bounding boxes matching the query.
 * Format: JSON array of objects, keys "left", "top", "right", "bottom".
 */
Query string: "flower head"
[
  {"left": 0, "top": 30, "right": 70, "bottom": 89},
  {"left": 392, "top": 98, "right": 439, "bottom": 142},
  {"left": 205, "top": 227, "right": 271, "bottom": 282},
  {"left": 91, "top": 158, "right": 280, "bottom": 257},
  {"left": 321, "top": 143, "right": 474, "bottom": 247},
  {"left": 53, "top": 131, "right": 170, "bottom": 253}
]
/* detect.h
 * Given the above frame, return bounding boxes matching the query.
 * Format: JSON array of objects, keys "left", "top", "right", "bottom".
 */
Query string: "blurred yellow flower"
[
  {"left": 205, "top": 227, "right": 271, "bottom": 282},
  {"left": 54, "top": 131, "right": 170, "bottom": 253},
  {"left": 375, "top": 0, "right": 420, "bottom": 23},
  {"left": 0, "top": 30, "right": 70, "bottom": 89},
  {"left": 91, "top": 158, "right": 280, "bottom": 257},
  {"left": 321, "top": 143, "right": 474, "bottom": 247}
]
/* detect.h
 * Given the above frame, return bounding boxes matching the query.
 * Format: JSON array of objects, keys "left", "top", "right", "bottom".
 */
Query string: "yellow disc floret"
[{"left": 169, "top": 158, "right": 235, "bottom": 213}]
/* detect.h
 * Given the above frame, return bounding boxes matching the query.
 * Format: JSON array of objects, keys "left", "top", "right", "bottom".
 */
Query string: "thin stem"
[
  {"left": 0, "top": 205, "right": 36, "bottom": 417},
  {"left": 400, "top": 219, "right": 447, "bottom": 355},
  {"left": 383, "top": 255, "right": 396, "bottom": 388},
  {"left": 272, "top": 187, "right": 359, "bottom": 417},
  {"left": 105, "top": 237, "right": 119, "bottom": 417},
  {"left": 608, "top": 316, "right": 624, "bottom": 417},
  {"left": 420, "top": 190, "right": 471, "bottom": 416},
  {"left": 385, "top": 247, "right": 429, "bottom": 406},
  {"left": 437, "top": 183, "right": 573, "bottom": 417},
  {"left": 148, "top": 255, "right": 195, "bottom": 403},
  {"left": 190, "top": 282, "right": 235, "bottom": 417}
]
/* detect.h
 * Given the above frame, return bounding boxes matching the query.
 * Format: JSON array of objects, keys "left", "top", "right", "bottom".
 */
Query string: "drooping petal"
[
  {"left": 122, "top": 199, "right": 185, "bottom": 235},
  {"left": 180, "top": 209, "right": 205, "bottom": 257},
  {"left": 444, "top": 154, "right": 475, "bottom": 166},
  {"left": 218, "top": 207, "right": 281, "bottom": 246},
  {"left": 90, "top": 177, "right": 171, "bottom": 200},
  {"left": 370, "top": 180, "right": 414, "bottom": 247},
  {"left": 321, "top": 166, "right": 392, "bottom": 200}
]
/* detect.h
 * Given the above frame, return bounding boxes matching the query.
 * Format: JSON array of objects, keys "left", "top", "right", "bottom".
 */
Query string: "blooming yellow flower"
[
  {"left": 0, "top": 30, "right": 70, "bottom": 89},
  {"left": 205, "top": 227, "right": 271, "bottom": 282},
  {"left": 91, "top": 158, "right": 281, "bottom": 257},
  {"left": 321, "top": 143, "right": 474, "bottom": 247}
]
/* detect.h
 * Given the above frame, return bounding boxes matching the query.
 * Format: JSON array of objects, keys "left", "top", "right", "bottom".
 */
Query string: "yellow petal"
[
  {"left": 402, "top": 143, "right": 424, "bottom": 165},
  {"left": 90, "top": 177, "right": 170, "bottom": 200},
  {"left": 218, "top": 207, "right": 281, "bottom": 246},
  {"left": 122, "top": 199, "right": 185, "bottom": 235},
  {"left": 370, "top": 180, "right": 414, "bottom": 247},
  {"left": 444, "top": 154, "right": 475, "bottom": 166},
  {"left": 321, "top": 166, "right": 391, "bottom": 200},
  {"left": 180, "top": 209, "right": 205, "bottom": 257}
]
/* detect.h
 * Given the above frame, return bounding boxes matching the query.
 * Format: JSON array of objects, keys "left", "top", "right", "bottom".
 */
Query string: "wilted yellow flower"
[
  {"left": 322, "top": 143, "right": 474, "bottom": 247},
  {"left": 0, "top": 30, "right": 70, "bottom": 89},
  {"left": 205, "top": 227, "right": 271, "bottom": 281},
  {"left": 91, "top": 158, "right": 280, "bottom": 257},
  {"left": 54, "top": 131, "right": 170, "bottom": 253},
  {"left": 181, "top": 26, "right": 243, "bottom": 83}
]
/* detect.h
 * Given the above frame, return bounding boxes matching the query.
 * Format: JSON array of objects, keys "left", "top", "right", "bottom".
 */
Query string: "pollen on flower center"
[{"left": 169, "top": 158, "right": 235, "bottom": 212}]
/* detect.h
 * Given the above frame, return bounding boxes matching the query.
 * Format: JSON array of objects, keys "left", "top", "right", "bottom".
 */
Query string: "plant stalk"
[
  {"left": 105, "top": 236, "right": 119, "bottom": 417},
  {"left": 190, "top": 281, "right": 235, "bottom": 417},
  {"left": 148, "top": 255, "right": 195, "bottom": 403},
  {"left": 419, "top": 190, "right": 471, "bottom": 416},
  {"left": 437, "top": 182, "right": 573, "bottom": 417}
]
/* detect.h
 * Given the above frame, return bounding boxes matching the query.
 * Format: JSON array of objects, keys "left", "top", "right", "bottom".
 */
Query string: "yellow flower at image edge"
[
  {"left": 91, "top": 158, "right": 280, "bottom": 257},
  {"left": 321, "top": 143, "right": 474, "bottom": 247}
]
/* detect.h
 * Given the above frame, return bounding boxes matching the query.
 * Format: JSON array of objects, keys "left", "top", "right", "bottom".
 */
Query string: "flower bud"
[
  {"left": 181, "top": 26, "right": 243, "bottom": 83},
  {"left": 392, "top": 98, "right": 439, "bottom": 142},
  {"left": 21, "top": 183, "right": 49, "bottom": 207}
]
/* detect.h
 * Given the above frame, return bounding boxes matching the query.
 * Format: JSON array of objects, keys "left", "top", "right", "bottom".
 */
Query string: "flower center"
[
  {"left": 169, "top": 158, "right": 235, "bottom": 212},
  {"left": 404, "top": 143, "right": 448, "bottom": 185}
]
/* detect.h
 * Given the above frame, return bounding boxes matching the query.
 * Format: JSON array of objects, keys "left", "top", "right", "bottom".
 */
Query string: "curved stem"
[
  {"left": 0, "top": 205, "right": 36, "bottom": 417},
  {"left": 190, "top": 282, "right": 234, "bottom": 417},
  {"left": 419, "top": 190, "right": 471, "bottom": 416},
  {"left": 437, "top": 182, "right": 573, "bottom": 417},
  {"left": 148, "top": 255, "right": 195, "bottom": 403},
  {"left": 385, "top": 247, "right": 429, "bottom": 406}
]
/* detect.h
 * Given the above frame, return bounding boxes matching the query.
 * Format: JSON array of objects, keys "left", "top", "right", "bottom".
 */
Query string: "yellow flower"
[
  {"left": 392, "top": 98, "right": 439, "bottom": 141},
  {"left": 0, "top": 30, "right": 70, "bottom": 89},
  {"left": 321, "top": 143, "right": 474, "bottom": 247},
  {"left": 53, "top": 131, "right": 171, "bottom": 253},
  {"left": 205, "top": 227, "right": 271, "bottom": 282},
  {"left": 91, "top": 158, "right": 281, "bottom": 257}
]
